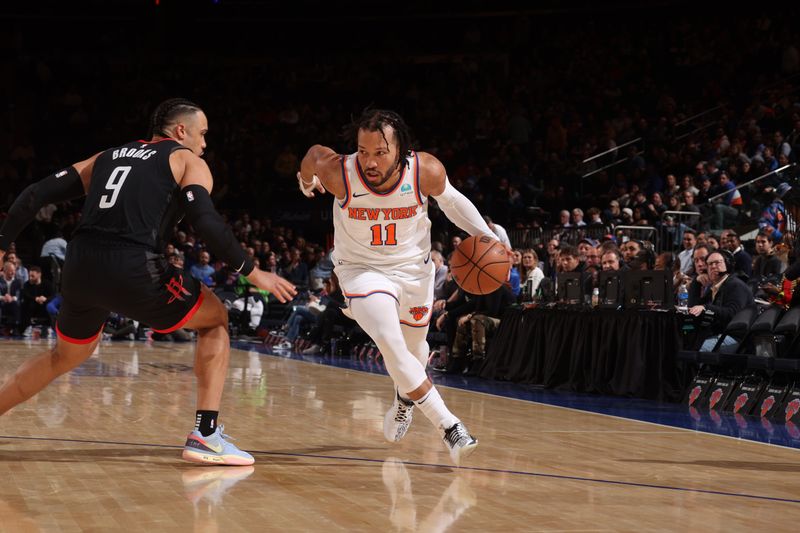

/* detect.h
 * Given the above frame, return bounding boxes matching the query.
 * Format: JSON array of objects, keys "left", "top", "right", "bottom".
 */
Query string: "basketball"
[{"left": 450, "top": 235, "right": 511, "bottom": 295}]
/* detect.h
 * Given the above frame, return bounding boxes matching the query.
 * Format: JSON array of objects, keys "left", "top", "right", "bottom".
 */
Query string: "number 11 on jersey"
[{"left": 370, "top": 223, "right": 397, "bottom": 246}]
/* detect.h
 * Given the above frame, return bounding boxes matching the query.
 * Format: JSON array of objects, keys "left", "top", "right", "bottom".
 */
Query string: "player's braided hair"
[
  {"left": 344, "top": 108, "right": 414, "bottom": 169},
  {"left": 148, "top": 98, "right": 202, "bottom": 138}
]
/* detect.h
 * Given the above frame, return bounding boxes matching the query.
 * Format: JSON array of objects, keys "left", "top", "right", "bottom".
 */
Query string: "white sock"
[{"left": 413, "top": 386, "right": 458, "bottom": 431}]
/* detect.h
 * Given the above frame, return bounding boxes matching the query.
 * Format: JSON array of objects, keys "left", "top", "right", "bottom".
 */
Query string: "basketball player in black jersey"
[{"left": 0, "top": 98, "right": 296, "bottom": 465}]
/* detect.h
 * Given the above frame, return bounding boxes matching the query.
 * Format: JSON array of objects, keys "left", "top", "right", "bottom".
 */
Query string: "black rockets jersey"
[{"left": 75, "top": 139, "right": 190, "bottom": 251}]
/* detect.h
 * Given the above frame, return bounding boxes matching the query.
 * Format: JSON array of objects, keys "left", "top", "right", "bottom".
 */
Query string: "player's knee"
[{"left": 50, "top": 344, "right": 88, "bottom": 373}]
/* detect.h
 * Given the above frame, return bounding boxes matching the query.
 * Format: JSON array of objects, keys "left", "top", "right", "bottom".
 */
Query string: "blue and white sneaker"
[{"left": 182, "top": 425, "right": 255, "bottom": 466}]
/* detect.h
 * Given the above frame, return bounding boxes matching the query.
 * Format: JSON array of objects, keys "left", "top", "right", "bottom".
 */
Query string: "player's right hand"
[
  {"left": 246, "top": 270, "right": 297, "bottom": 303},
  {"left": 297, "top": 172, "right": 326, "bottom": 198}
]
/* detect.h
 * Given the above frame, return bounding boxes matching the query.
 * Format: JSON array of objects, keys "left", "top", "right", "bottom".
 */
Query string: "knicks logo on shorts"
[
  {"left": 408, "top": 305, "right": 429, "bottom": 321},
  {"left": 165, "top": 274, "right": 191, "bottom": 303}
]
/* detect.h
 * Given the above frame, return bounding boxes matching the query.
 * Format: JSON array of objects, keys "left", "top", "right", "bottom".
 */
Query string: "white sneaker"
[
  {"left": 22, "top": 326, "right": 32, "bottom": 338},
  {"left": 383, "top": 391, "right": 415, "bottom": 442},
  {"left": 275, "top": 340, "right": 293, "bottom": 350},
  {"left": 442, "top": 422, "right": 478, "bottom": 465}
]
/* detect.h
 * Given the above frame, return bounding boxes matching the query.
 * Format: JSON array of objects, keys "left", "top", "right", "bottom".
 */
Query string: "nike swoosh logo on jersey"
[
  {"left": 352, "top": 192, "right": 370, "bottom": 198},
  {"left": 423, "top": 253, "right": 431, "bottom": 264}
]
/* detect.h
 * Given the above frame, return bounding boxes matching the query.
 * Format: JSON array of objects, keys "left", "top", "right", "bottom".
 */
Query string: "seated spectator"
[
  {"left": 677, "top": 229, "right": 696, "bottom": 274},
  {"left": 276, "top": 276, "right": 340, "bottom": 350},
  {"left": 689, "top": 250, "right": 754, "bottom": 352},
  {"left": 683, "top": 244, "right": 714, "bottom": 306},
  {"left": 281, "top": 247, "right": 310, "bottom": 289},
  {"left": 189, "top": 250, "right": 216, "bottom": 286},
  {"left": 40, "top": 232, "right": 67, "bottom": 263},
  {"left": 600, "top": 249, "right": 623, "bottom": 272},
  {"left": 0, "top": 262, "right": 22, "bottom": 332},
  {"left": 4, "top": 252, "right": 29, "bottom": 285},
  {"left": 301, "top": 278, "right": 350, "bottom": 355},
  {"left": 167, "top": 251, "right": 185, "bottom": 269},
  {"left": 710, "top": 172, "right": 743, "bottom": 230},
  {"left": 680, "top": 190, "right": 701, "bottom": 216},
  {"left": 720, "top": 230, "right": 752, "bottom": 279},
  {"left": 450, "top": 282, "right": 514, "bottom": 373},
  {"left": 519, "top": 249, "right": 545, "bottom": 299},
  {"left": 104, "top": 313, "right": 137, "bottom": 340},
  {"left": 431, "top": 250, "right": 449, "bottom": 301},
  {"left": 758, "top": 183, "right": 790, "bottom": 240},
  {"left": 20, "top": 265, "right": 54, "bottom": 337},
  {"left": 543, "top": 238, "right": 560, "bottom": 279},
  {"left": 308, "top": 247, "right": 334, "bottom": 290},
  {"left": 752, "top": 232, "right": 784, "bottom": 280},
  {"left": 620, "top": 239, "right": 642, "bottom": 266}
]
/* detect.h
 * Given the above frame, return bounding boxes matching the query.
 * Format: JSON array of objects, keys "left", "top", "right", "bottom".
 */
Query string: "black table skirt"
[{"left": 479, "top": 307, "right": 685, "bottom": 401}]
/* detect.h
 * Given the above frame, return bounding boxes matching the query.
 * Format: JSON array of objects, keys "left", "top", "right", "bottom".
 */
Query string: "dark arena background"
[{"left": 1, "top": 1, "right": 800, "bottom": 530}]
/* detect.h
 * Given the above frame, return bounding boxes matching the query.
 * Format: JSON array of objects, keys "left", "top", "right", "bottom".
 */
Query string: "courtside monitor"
[
  {"left": 557, "top": 272, "right": 583, "bottom": 306},
  {"left": 598, "top": 271, "right": 623, "bottom": 309},
  {"left": 623, "top": 269, "right": 673, "bottom": 310}
]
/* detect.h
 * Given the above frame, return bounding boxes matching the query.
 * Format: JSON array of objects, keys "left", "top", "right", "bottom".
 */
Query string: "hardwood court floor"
[{"left": 0, "top": 338, "right": 799, "bottom": 532}]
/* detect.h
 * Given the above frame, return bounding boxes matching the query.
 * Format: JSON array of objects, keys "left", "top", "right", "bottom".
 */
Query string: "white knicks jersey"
[{"left": 332, "top": 152, "right": 431, "bottom": 268}]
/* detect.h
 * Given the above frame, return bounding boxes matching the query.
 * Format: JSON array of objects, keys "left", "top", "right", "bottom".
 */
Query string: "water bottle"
[
  {"left": 591, "top": 287, "right": 600, "bottom": 308},
  {"left": 677, "top": 282, "right": 689, "bottom": 313}
]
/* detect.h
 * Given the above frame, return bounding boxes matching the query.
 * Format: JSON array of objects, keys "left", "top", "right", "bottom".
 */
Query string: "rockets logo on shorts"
[
  {"left": 186, "top": 191, "right": 194, "bottom": 202},
  {"left": 408, "top": 306, "right": 429, "bottom": 321},
  {"left": 165, "top": 275, "right": 191, "bottom": 303}
]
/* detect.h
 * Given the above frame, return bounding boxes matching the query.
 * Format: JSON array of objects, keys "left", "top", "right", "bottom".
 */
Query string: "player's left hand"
[{"left": 246, "top": 270, "right": 297, "bottom": 303}]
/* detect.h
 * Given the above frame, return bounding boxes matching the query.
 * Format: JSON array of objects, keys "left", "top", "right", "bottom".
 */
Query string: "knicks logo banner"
[{"left": 408, "top": 306, "right": 430, "bottom": 321}]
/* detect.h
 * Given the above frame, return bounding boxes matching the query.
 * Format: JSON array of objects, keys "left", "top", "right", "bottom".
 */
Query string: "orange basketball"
[{"left": 450, "top": 235, "right": 511, "bottom": 295}]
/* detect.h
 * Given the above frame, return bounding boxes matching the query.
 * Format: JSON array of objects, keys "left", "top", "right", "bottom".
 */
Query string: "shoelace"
[
  {"left": 216, "top": 425, "right": 235, "bottom": 442},
  {"left": 394, "top": 401, "right": 413, "bottom": 423},
  {"left": 445, "top": 424, "right": 468, "bottom": 446}
]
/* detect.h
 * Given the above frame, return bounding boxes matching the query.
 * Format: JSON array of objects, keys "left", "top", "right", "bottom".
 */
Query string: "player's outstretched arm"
[
  {"left": 0, "top": 154, "right": 97, "bottom": 265},
  {"left": 297, "top": 145, "right": 346, "bottom": 199},
  {"left": 176, "top": 151, "right": 297, "bottom": 302},
  {"left": 418, "top": 152, "right": 494, "bottom": 238}
]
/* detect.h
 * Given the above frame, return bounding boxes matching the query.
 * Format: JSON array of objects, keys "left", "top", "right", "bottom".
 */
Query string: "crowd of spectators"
[{"left": 4, "top": 8, "right": 800, "bottom": 360}]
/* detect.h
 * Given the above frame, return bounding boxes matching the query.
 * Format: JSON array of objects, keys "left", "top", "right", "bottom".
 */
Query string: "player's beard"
[{"left": 366, "top": 155, "right": 402, "bottom": 188}]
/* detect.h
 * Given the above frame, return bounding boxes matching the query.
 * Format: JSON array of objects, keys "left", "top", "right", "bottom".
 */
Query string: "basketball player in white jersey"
[{"left": 297, "top": 109, "right": 498, "bottom": 464}]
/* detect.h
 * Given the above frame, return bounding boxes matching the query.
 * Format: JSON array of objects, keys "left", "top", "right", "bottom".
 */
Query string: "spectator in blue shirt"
[{"left": 190, "top": 250, "right": 216, "bottom": 287}]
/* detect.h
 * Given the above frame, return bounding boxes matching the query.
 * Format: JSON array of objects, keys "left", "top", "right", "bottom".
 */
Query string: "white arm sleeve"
[{"left": 432, "top": 178, "right": 494, "bottom": 238}]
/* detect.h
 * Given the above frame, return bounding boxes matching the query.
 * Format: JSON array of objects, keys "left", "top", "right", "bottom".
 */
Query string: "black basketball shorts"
[{"left": 56, "top": 236, "right": 204, "bottom": 344}]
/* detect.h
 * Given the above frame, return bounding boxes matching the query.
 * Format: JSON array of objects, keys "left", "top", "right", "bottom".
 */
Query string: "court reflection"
[
  {"left": 182, "top": 465, "right": 256, "bottom": 531},
  {"left": 382, "top": 458, "right": 476, "bottom": 532}
]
